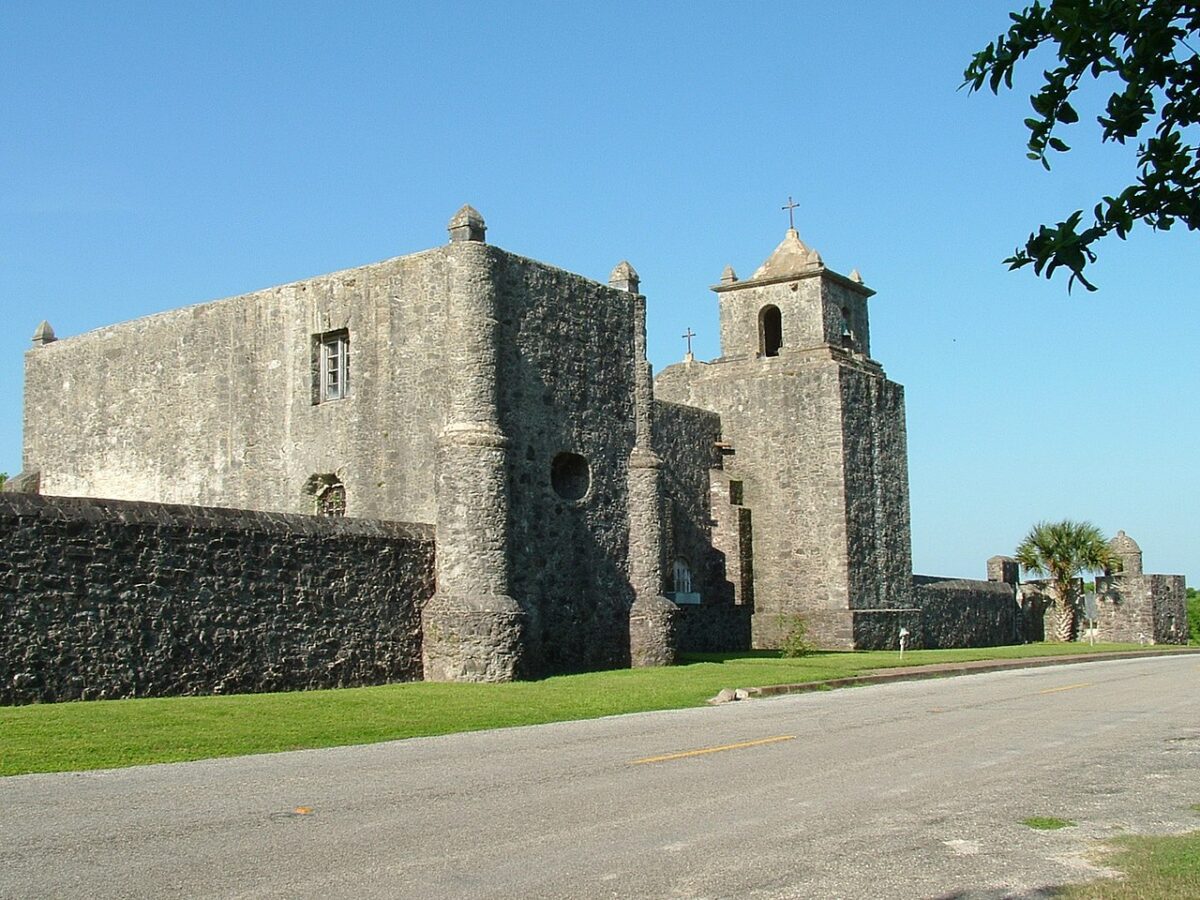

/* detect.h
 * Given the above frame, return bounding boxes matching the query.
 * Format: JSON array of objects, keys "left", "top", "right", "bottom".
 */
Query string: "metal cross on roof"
[
  {"left": 781, "top": 195, "right": 799, "bottom": 231},
  {"left": 682, "top": 327, "right": 696, "bottom": 355}
]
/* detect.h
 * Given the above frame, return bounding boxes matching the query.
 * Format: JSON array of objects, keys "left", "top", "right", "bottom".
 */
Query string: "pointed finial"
[
  {"left": 447, "top": 204, "right": 486, "bottom": 243},
  {"left": 849, "top": 268, "right": 862, "bottom": 283},
  {"left": 609, "top": 260, "right": 640, "bottom": 293},
  {"left": 720, "top": 265, "right": 738, "bottom": 284},
  {"left": 31, "top": 320, "right": 56, "bottom": 347}
]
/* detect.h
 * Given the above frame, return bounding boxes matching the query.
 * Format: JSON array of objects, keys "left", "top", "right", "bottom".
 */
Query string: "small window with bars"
[
  {"left": 318, "top": 483, "right": 346, "bottom": 517},
  {"left": 313, "top": 330, "right": 350, "bottom": 403},
  {"left": 304, "top": 474, "right": 347, "bottom": 518}
]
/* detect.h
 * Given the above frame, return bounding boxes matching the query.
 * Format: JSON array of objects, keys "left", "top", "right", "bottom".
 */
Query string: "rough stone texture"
[
  {"left": 0, "top": 493, "right": 434, "bottom": 705},
  {"left": 1017, "top": 581, "right": 1058, "bottom": 643},
  {"left": 18, "top": 212, "right": 932, "bottom": 682},
  {"left": 1108, "top": 530, "right": 1144, "bottom": 576},
  {"left": 1018, "top": 572, "right": 1188, "bottom": 646},
  {"left": 675, "top": 602, "right": 753, "bottom": 653},
  {"left": 622, "top": 287, "right": 677, "bottom": 669},
  {"left": 23, "top": 249, "right": 455, "bottom": 524},
  {"left": 847, "top": 608, "right": 925, "bottom": 650},
  {"left": 652, "top": 399, "right": 723, "bottom": 598},
  {"left": 422, "top": 242, "right": 524, "bottom": 682},
  {"left": 1, "top": 470, "right": 40, "bottom": 494},
  {"left": 912, "top": 575, "right": 1019, "bottom": 648},
  {"left": 986, "top": 555, "right": 1020, "bottom": 585},
  {"left": 1094, "top": 573, "right": 1188, "bottom": 644},
  {"left": 656, "top": 238, "right": 912, "bottom": 651},
  {"left": 653, "top": 399, "right": 752, "bottom": 653},
  {"left": 492, "top": 249, "right": 654, "bottom": 675},
  {"left": 708, "top": 474, "right": 755, "bottom": 608}
]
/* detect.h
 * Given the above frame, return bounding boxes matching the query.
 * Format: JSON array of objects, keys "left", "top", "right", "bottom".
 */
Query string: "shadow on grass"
[{"left": 678, "top": 649, "right": 856, "bottom": 665}]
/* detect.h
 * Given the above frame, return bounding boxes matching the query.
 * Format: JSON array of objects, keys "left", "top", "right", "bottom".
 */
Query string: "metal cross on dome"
[
  {"left": 682, "top": 327, "right": 696, "bottom": 355},
  {"left": 782, "top": 195, "right": 799, "bottom": 230}
]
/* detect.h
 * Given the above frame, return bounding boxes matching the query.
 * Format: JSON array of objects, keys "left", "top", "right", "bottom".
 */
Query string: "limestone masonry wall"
[
  {"left": 23, "top": 250, "right": 452, "bottom": 524},
  {"left": 840, "top": 367, "right": 912, "bottom": 611},
  {"left": 493, "top": 251, "right": 641, "bottom": 676},
  {"left": 0, "top": 494, "right": 434, "bottom": 705},
  {"left": 652, "top": 399, "right": 722, "bottom": 598},
  {"left": 1094, "top": 574, "right": 1188, "bottom": 644},
  {"left": 912, "top": 576, "right": 1019, "bottom": 648},
  {"left": 674, "top": 603, "right": 753, "bottom": 653}
]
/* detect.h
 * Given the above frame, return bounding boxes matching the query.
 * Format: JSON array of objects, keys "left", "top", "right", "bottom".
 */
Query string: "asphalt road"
[{"left": 2, "top": 656, "right": 1198, "bottom": 899}]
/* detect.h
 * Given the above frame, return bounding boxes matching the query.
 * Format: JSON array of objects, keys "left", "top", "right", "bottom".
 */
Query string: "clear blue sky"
[{"left": 2, "top": 2, "right": 1195, "bottom": 584}]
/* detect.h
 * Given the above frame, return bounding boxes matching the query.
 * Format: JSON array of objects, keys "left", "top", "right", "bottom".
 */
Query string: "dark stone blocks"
[{"left": 0, "top": 494, "right": 435, "bottom": 705}]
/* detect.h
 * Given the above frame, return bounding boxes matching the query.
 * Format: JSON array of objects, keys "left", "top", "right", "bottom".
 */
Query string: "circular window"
[{"left": 550, "top": 452, "right": 590, "bottom": 501}]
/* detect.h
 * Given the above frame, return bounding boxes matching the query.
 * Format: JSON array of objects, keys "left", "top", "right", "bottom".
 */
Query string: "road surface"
[{"left": 2, "top": 655, "right": 1198, "bottom": 899}]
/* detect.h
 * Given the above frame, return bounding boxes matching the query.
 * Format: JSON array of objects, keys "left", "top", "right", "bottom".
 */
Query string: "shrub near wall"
[{"left": 0, "top": 494, "right": 435, "bottom": 705}]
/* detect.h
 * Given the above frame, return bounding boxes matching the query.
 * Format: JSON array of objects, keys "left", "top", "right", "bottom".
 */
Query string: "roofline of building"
[{"left": 710, "top": 266, "right": 876, "bottom": 298}]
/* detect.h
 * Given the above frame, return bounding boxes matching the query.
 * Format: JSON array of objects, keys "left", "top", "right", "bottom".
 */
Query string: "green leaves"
[
  {"left": 1016, "top": 520, "right": 1117, "bottom": 580},
  {"left": 1016, "top": 520, "right": 1117, "bottom": 640},
  {"left": 965, "top": 0, "right": 1200, "bottom": 290}
]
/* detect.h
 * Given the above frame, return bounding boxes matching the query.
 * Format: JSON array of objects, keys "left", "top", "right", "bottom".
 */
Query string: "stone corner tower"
[{"left": 655, "top": 223, "right": 915, "bottom": 650}]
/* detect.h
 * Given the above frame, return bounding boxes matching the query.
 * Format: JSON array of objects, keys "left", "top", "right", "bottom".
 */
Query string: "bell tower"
[
  {"left": 656, "top": 218, "right": 916, "bottom": 649},
  {"left": 714, "top": 226, "right": 871, "bottom": 363}
]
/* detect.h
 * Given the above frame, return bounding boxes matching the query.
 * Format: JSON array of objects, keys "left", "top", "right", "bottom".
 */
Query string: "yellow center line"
[
  {"left": 1038, "top": 682, "right": 1091, "bottom": 695},
  {"left": 631, "top": 735, "right": 795, "bottom": 765}
]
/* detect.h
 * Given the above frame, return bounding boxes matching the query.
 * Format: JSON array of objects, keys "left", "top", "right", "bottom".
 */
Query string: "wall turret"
[{"left": 1108, "top": 530, "right": 1143, "bottom": 576}]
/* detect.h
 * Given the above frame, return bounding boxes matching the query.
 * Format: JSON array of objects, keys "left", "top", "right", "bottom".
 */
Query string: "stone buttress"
[
  {"left": 422, "top": 208, "right": 526, "bottom": 681},
  {"left": 611, "top": 262, "right": 678, "bottom": 667}
]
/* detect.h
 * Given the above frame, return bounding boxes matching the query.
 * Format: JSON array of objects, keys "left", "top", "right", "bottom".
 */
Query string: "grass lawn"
[
  {"left": 0, "top": 642, "right": 1180, "bottom": 777},
  {"left": 1062, "top": 830, "right": 1200, "bottom": 898}
]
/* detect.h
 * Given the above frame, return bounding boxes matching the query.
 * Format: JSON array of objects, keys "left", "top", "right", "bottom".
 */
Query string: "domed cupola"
[{"left": 1108, "top": 530, "right": 1143, "bottom": 576}]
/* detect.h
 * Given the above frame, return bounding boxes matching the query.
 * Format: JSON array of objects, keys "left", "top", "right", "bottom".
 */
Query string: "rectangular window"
[
  {"left": 313, "top": 330, "right": 349, "bottom": 403},
  {"left": 729, "top": 480, "right": 744, "bottom": 506}
]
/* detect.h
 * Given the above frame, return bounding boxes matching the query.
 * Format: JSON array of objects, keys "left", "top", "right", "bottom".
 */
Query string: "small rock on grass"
[{"left": 709, "top": 687, "right": 751, "bottom": 704}]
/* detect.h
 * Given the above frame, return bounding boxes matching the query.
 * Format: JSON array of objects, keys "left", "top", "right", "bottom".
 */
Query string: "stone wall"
[
  {"left": 840, "top": 366, "right": 912, "bottom": 611},
  {"left": 675, "top": 603, "right": 753, "bottom": 653},
  {"left": 0, "top": 494, "right": 434, "bottom": 705},
  {"left": 1017, "top": 575, "right": 1188, "bottom": 645},
  {"left": 22, "top": 249, "right": 453, "bottom": 524},
  {"left": 913, "top": 576, "right": 1019, "bottom": 648},
  {"left": 652, "top": 399, "right": 723, "bottom": 598},
  {"left": 848, "top": 608, "right": 925, "bottom": 650},
  {"left": 492, "top": 251, "right": 642, "bottom": 676},
  {"left": 656, "top": 348, "right": 913, "bottom": 649},
  {"left": 1094, "top": 574, "right": 1188, "bottom": 644},
  {"left": 654, "top": 399, "right": 752, "bottom": 654}
]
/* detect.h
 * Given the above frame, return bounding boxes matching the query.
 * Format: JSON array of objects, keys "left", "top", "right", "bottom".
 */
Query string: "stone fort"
[{"left": 1, "top": 206, "right": 1186, "bottom": 702}]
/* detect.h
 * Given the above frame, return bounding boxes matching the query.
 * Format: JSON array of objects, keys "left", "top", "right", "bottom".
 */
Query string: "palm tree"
[{"left": 1015, "top": 520, "right": 1116, "bottom": 643}]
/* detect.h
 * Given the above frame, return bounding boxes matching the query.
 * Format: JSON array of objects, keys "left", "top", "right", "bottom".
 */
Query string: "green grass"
[
  {"left": 1061, "top": 830, "right": 1200, "bottom": 898},
  {"left": 0, "top": 642, "right": 1178, "bottom": 777},
  {"left": 1023, "top": 816, "right": 1076, "bottom": 830}
]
